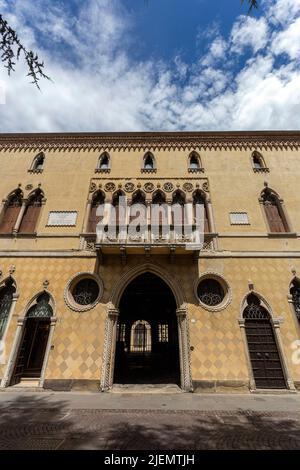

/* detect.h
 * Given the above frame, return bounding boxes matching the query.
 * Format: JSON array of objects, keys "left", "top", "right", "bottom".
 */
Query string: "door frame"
[
  {"left": 239, "top": 291, "right": 295, "bottom": 391},
  {"left": 1, "top": 290, "right": 57, "bottom": 388},
  {"left": 100, "top": 263, "right": 193, "bottom": 392}
]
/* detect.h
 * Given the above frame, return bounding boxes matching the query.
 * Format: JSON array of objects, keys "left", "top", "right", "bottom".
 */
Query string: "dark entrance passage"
[
  {"left": 244, "top": 294, "right": 287, "bottom": 389},
  {"left": 11, "top": 292, "right": 52, "bottom": 386},
  {"left": 114, "top": 273, "right": 180, "bottom": 385}
]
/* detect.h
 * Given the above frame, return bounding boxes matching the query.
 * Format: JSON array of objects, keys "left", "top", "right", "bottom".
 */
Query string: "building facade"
[{"left": 0, "top": 131, "right": 300, "bottom": 393}]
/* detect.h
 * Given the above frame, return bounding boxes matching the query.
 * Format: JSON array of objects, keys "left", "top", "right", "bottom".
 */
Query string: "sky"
[{"left": 0, "top": 0, "right": 300, "bottom": 132}]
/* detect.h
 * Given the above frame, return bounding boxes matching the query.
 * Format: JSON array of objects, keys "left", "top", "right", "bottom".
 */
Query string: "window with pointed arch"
[
  {"left": 130, "top": 190, "right": 146, "bottom": 226},
  {"left": 252, "top": 151, "right": 269, "bottom": 173},
  {"left": 0, "top": 188, "right": 23, "bottom": 234},
  {"left": 260, "top": 187, "right": 290, "bottom": 233},
  {"left": 130, "top": 320, "right": 152, "bottom": 352},
  {"left": 112, "top": 190, "right": 126, "bottom": 227},
  {"left": 142, "top": 152, "right": 156, "bottom": 172},
  {"left": 87, "top": 190, "right": 106, "bottom": 233},
  {"left": 188, "top": 151, "right": 203, "bottom": 172},
  {"left": 0, "top": 278, "right": 16, "bottom": 339},
  {"left": 151, "top": 190, "right": 167, "bottom": 239},
  {"left": 171, "top": 190, "right": 186, "bottom": 227},
  {"left": 29, "top": 152, "right": 45, "bottom": 173},
  {"left": 193, "top": 189, "right": 209, "bottom": 232},
  {"left": 290, "top": 279, "right": 300, "bottom": 323},
  {"left": 96, "top": 152, "right": 110, "bottom": 172},
  {"left": 19, "top": 188, "right": 44, "bottom": 234}
]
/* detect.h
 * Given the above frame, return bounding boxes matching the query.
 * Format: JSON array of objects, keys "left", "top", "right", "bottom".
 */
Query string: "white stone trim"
[{"left": 100, "top": 263, "right": 193, "bottom": 392}]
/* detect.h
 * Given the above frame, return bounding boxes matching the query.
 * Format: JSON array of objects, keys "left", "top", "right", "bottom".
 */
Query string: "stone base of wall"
[
  {"left": 193, "top": 380, "right": 249, "bottom": 393},
  {"left": 294, "top": 381, "right": 300, "bottom": 391},
  {"left": 43, "top": 379, "right": 100, "bottom": 392}
]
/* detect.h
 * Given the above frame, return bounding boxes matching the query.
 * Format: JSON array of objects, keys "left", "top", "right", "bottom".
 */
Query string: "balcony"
[{"left": 83, "top": 227, "right": 216, "bottom": 259}]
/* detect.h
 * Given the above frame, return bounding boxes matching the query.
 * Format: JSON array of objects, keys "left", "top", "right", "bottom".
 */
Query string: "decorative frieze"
[{"left": 1, "top": 131, "right": 300, "bottom": 152}]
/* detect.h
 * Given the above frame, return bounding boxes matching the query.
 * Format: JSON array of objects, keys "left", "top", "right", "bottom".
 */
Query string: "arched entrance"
[
  {"left": 113, "top": 273, "right": 181, "bottom": 385},
  {"left": 243, "top": 293, "right": 287, "bottom": 389},
  {"left": 10, "top": 293, "right": 53, "bottom": 386}
]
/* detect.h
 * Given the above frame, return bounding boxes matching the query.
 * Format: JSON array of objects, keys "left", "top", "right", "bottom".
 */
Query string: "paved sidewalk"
[{"left": 0, "top": 390, "right": 300, "bottom": 449}]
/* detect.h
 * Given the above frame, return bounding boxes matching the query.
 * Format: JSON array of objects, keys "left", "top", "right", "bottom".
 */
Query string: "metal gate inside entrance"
[
  {"left": 244, "top": 294, "right": 286, "bottom": 389},
  {"left": 114, "top": 273, "right": 180, "bottom": 385}
]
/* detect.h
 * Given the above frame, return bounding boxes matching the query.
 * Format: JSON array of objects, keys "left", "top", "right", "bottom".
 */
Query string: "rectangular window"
[
  {"left": 229, "top": 212, "right": 250, "bottom": 225},
  {"left": 158, "top": 324, "right": 169, "bottom": 342},
  {"left": 117, "top": 323, "right": 126, "bottom": 342}
]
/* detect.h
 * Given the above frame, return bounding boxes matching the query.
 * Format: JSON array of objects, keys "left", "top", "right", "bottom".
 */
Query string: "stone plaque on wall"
[
  {"left": 47, "top": 211, "right": 78, "bottom": 226},
  {"left": 229, "top": 212, "right": 250, "bottom": 225}
]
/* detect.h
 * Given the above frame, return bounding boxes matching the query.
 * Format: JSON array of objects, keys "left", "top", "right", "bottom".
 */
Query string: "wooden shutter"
[
  {"left": 0, "top": 204, "right": 21, "bottom": 233},
  {"left": 264, "top": 202, "right": 286, "bottom": 233},
  {"left": 19, "top": 202, "right": 41, "bottom": 234}
]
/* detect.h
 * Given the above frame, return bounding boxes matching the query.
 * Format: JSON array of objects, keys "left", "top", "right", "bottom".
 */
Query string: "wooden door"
[
  {"left": 245, "top": 319, "right": 286, "bottom": 389},
  {"left": 11, "top": 318, "right": 50, "bottom": 385}
]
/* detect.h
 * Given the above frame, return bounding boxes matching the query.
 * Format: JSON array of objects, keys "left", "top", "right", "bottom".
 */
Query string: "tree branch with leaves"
[
  {"left": 241, "top": 0, "right": 259, "bottom": 12},
  {"left": 0, "top": 14, "right": 49, "bottom": 89}
]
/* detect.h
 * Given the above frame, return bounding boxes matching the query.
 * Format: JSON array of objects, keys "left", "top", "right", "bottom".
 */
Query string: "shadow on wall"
[{"left": 0, "top": 393, "right": 300, "bottom": 449}]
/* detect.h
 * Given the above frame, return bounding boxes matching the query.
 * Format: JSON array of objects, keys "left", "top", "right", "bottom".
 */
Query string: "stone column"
[
  {"left": 82, "top": 199, "right": 92, "bottom": 234},
  {"left": 272, "top": 319, "right": 295, "bottom": 391},
  {"left": 238, "top": 319, "right": 256, "bottom": 390},
  {"left": 176, "top": 307, "right": 193, "bottom": 392},
  {"left": 1, "top": 316, "right": 25, "bottom": 388},
  {"left": 12, "top": 199, "right": 27, "bottom": 235},
  {"left": 39, "top": 317, "right": 57, "bottom": 387},
  {"left": 100, "top": 304, "right": 119, "bottom": 391}
]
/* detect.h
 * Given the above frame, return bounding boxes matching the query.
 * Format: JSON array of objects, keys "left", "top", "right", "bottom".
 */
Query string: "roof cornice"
[{"left": 0, "top": 131, "right": 300, "bottom": 151}]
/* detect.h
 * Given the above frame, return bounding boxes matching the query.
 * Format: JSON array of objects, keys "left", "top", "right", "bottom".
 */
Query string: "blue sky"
[{"left": 0, "top": 0, "right": 299, "bottom": 132}]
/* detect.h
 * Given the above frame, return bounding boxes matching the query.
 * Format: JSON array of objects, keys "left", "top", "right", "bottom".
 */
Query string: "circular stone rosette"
[
  {"left": 104, "top": 182, "right": 116, "bottom": 192},
  {"left": 124, "top": 182, "right": 135, "bottom": 193},
  {"left": 64, "top": 272, "right": 104, "bottom": 312},
  {"left": 194, "top": 272, "right": 232, "bottom": 312},
  {"left": 143, "top": 182, "right": 155, "bottom": 193},
  {"left": 183, "top": 182, "right": 194, "bottom": 192},
  {"left": 163, "top": 182, "right": 174, "bottom": 192}
]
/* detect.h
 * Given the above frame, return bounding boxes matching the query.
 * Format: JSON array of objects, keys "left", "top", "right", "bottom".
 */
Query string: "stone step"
[{"left": 112, "top": 383, "right": 182, "bottom": 394}]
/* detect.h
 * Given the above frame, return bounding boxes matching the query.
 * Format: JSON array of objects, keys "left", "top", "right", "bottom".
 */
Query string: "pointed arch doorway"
[
  {"left": 10, "top": 293, "right": 53, "bottom": 386},
  {"left": 113, "top": 273, "right": 181, "bottom": 385},
  {"left": 243, "top": 293, "right": 287, "bottom": 389}
]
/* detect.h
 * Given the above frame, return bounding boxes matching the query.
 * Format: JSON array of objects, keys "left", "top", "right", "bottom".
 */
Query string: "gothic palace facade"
[{"left": 0, "top": 131, "right": 300, "bottom": 393}]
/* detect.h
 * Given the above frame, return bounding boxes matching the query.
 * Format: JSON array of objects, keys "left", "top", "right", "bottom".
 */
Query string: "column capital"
[
  {"left": 176, "top": 307, "right": 187, "bottom": 318},
  {"left": 107, "top": 302, "right": 119, "bottom": 318},
  {"left": 17, "top": 316, "right": 26, "bottom": 326}
]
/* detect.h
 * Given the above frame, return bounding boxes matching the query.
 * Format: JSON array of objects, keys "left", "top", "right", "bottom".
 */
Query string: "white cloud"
[
  {"left": 272, "top": 17, "right": 300, "bottom": 59},
  {"left": 0, "top": 0, "right": 300, "bottom": 132},
  {"left": 266, "top": 0, "right": 300, "bottom": 25},
  {"left": 230, "top": 16, "right": 269, "bottom": 54}
]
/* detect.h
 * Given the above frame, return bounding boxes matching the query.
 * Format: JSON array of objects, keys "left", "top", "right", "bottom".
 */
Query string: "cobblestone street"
[{"left": 0, "top": 390, "right": 300, "bottom": 450}]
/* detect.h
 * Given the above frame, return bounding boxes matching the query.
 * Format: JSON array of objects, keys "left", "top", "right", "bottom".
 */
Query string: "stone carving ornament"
[
  {"left": 202, "top": 182, "right": 209, "bottom": 192},
  {"left": 124, "top": 182, "right": 135, "bottom": 193},
  {"left": 163, "top": 182, "right": 174, "bottom": 192},
  {"left": 89, "top": 182, "right": 97, "bottom": 192},
  {"left": 183, "top": 182, "right": 193, "bottom": 192},
  {"left": 104, "top": 182, "right": 116, "bottom": 192},
  {"left": 143, "top": 182, "right": 155, "bottom": 193}
]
